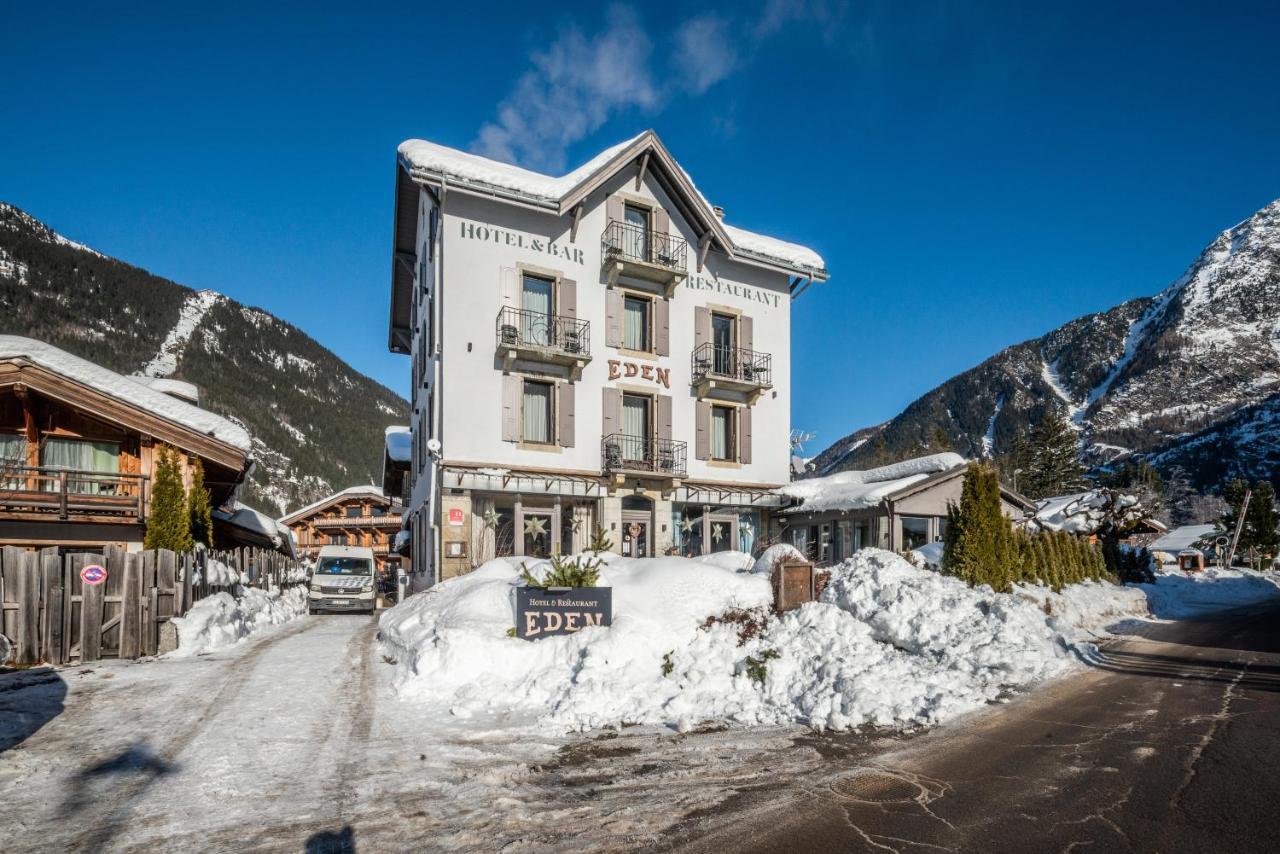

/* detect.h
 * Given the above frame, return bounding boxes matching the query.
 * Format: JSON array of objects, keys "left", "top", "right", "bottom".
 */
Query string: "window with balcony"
[
  {"left": 622, "top": 393, "right": 651, "bottom": 462},
  {"left": 623, "top": 204, "right": 650, "bottom": 260},
  {"left": 40, "top": 438, "right": 120, "bottom": 494},
  {"left": 712, "top": 313, "right": 735, "bottom": 374},
  {"left": 522, "top": 380, "right": 554, "bottom": 444},
  {"left": 710, "top": 405, "right": 735, "bottom": 461},
  {"left": 623, "top": 294, "right": 651, "bottom": 351},
  {"left": 345, "top": 505, "right": 361, "bottom": 518},
  {"left": 521, "top": 273, "right": 554, "bottom": 346}
]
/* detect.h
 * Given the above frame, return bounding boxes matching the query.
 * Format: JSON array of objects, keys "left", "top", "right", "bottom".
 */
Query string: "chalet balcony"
[
  {"left": 0, "top": 464, "right": 148, "bottom": 522},
  {"left": 601, "top": 433, "right": 687, "bottom": 482},
  {"left": 601, "top": 220, "right": 688, "bottom": 294},
  {"left": 312, "top": 514, "right": 403, "bottom": 530},
  {"left": 691, "top": 343, "right": 773, "bottom": 403},
  {"left": 495, "top": 306, "right": 592, "bottom": 377}
]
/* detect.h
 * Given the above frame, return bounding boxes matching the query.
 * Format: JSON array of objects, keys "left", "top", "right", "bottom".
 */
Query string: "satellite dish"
[
  {"left": 1215, "top": 536, "right": 1231, "bottom": 547},
  {"left": 426, "top": 438, "right": 442, "bottom": 454}
]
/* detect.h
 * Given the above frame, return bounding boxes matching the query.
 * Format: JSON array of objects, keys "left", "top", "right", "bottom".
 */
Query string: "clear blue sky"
[{"left": 3, "top": 2, "right": 1279, "bottom": 454}]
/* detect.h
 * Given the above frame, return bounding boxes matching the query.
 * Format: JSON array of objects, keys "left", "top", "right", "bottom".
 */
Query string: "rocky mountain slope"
[
  {"left": 0, "top": 202, "right": 409, "bottom": 514},
  {"left": 813, "top": 199, "right": 1280, "bottom": 490}
]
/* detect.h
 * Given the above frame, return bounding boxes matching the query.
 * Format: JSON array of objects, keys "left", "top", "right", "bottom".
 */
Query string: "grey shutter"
[
  {"left": 601, "top": 388, "right": 621, "bottom": 439},
  {"left": 695, "top": 400, "right": 710, "bottom": 461},
  {"left": 605, "top": 195, "right": 623, "bottom": 228},
  {"left": 501, "top": 266, "right": 518, "bottom": 307},
  {"left": 606, "top": 289, "right": 623, "bottom": 348},
  {"left": 694, "top": 306, "right": 710, "bottom": 351},
  {"left": 655, "top": 297, "right": 670, "bottom": 356},
  {"left": 652, "top": 207, "right": 671, "bottom": 265},
  {"left": 558, "top": 382, "right": 575, "bottom": 448},
  {"left": 657, "top": 394, "right": 672, "bottom": 443},
  {"left": 559, "top": 277, "right": 577, "bottom": 319},
  {"left": 740, "top": 314, "right": 753, "bottom": 354},
  {"left": 502, "top": 375, "right": 520, "bottom": 442},
  {"left": 739, "top": 406, "right": 752, "bottom": 464}
]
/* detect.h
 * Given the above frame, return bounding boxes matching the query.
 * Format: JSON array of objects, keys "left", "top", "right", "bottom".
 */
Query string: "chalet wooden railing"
[
  {"left": 312, "top": 514, "right": 403, "bottom": 529},
  {"left": 0, "top": 464, "right": 148, "bottom": 521}
]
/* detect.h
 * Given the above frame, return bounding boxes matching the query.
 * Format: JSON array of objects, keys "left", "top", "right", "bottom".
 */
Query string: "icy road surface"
[{"left": 0, "top": 614, "right": 863, "bottom": 852}]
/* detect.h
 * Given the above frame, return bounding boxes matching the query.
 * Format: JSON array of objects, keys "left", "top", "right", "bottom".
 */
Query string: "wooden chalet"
[
  {"left": 279, "top": 486, "right": 405, "bottom": 575},
  {"left": 0, "top": 336, "right": 254, "bottom": 552}
]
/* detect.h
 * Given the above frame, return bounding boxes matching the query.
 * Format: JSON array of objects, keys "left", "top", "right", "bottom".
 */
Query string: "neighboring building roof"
[
  {"left": 278, "top": 485, "right": 388, "bottom": 525},
  {"left": 385, "top": 425, "right": 411, "bottom": 464},
  {"left": 0, "top": 335, "right": 251, "bottom": 454},
  {"left": 213, "top": 501, "right": 297, "bottom": 557},
  {"left": 1149, "top": 524, "right": 1220, "bottom": 554},
  {"left": 396, "top": 130, "right": 828, "bottom": 278},
  {"left": 778, "top": 452, "right": 968, "bottom": 514}
]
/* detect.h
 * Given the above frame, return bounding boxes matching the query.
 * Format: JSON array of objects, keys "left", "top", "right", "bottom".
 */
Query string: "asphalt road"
[{"left": 670, "top": 601, "right": 1280, "bottom": 854}]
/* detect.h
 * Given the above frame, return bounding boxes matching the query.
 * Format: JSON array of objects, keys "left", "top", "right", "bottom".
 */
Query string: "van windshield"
[{"left": 317, "top": 557, "right": 373, "bottom": 576}]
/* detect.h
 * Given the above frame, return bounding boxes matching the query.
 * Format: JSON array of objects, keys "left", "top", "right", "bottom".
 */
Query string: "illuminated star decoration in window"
[
  {"left": 680, "top": 516, "right": 698, "bottom": 534},
  {"left": 482, "top": 508, "right": 500, "bottom": 529},
  {"left": 712, "top": 523, "right": 724, "bottom": 543},
  {"left": 571, "top": 514, "right": 583, "bottom": 532},
  {"left": 524, "top": 517, "right": 547, "bottom": 537}
]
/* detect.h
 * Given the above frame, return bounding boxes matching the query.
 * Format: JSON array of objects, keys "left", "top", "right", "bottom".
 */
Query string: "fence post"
[
  {"left": 141, "top": 550, "right": 158, "bottom": 657},
  {"left": 79, "top": 552, "right": 107, "bottom": 662},
  {"left": 40, "top": 547, "right": 64, "bottom": 665},
  {"left": 120, "top": 552, "right": 142, "bottom": 659}
]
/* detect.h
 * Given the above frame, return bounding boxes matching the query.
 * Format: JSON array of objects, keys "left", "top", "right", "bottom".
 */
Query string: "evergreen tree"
[
  {"left": 943, "top": 464, "right": 1017, "bottom": 591},
  {"left": 1220, "top": 478, "right": 1251, "bottom": 553},
  {"left": 145, "top": 445, "right": 193, "bottom": 552},
  {"left": 1021, "top": 409, "right": 1087, "bottom": 500},
  {"left": 1241, "top": 480, "right": 1279, "bottom": 559},
  {"left": 1163, "top": 466, "right": 1198, "bottom": 526},
  {"left": 188, "top": 458, "right": 214, "bottom": 548}
]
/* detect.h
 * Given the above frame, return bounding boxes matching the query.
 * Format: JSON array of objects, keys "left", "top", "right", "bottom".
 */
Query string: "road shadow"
[
  {"left": 0, "top": 667, "right": 67, "bottom": 753},
  {"left": 58, "top": 741, "right": 177, "bottom": 817},
  {"left": 1084, "top": 646, "right": 1280, "bottom": 693},
  {"left": 305, "top": 826, "right": 357, "bottom": 853},
  {"left": 1112, "top": 599, "right": 1280, "bottom": 653}
]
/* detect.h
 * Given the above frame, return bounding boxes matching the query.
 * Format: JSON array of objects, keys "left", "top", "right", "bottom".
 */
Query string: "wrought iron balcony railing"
[
  {"left": 495, "top": 306, "right": 591, "bottom": 356},
  {"left": 691, "top": 343, "right": 773, "bottom": 387},
  {"left": 601, "top": 219, "right": 688, "bottom": 272},
  {"left": 0, "top": 464, "right": 148, "bottom": 520},
  {"left": 601, "top": 433, "right": 687, "bottom": 478}
]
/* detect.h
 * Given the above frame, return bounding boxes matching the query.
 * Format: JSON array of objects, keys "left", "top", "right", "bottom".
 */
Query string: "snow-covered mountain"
[
  {"left": 0, "top": 202, "right": 410, "bottom": 514},
  {"left": 813, "top": 198, "right": 1280, "bottom": 490}
]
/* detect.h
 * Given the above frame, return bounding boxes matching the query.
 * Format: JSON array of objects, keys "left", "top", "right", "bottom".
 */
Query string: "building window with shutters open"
[{"left": 521, "top": 380, "right": 554, "bottom": 445}]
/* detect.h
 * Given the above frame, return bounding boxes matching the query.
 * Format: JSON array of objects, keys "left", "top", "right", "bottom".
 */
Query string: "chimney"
[{"left": 712, "top": 205, "right": 725, "bottom": 220}]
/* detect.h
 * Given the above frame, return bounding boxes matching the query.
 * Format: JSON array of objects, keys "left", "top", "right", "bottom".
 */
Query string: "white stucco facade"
[{"left": 387, "top": 131, "right": 827, "bottom": 585}]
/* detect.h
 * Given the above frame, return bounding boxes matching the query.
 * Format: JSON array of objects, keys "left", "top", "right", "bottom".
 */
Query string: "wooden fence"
[{"left": 0, "top": 546, "right": 308, "bottom": 666}]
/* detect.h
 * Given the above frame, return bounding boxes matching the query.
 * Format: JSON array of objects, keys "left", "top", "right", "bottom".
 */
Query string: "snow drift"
[
  {"left": 379, "top": 549, "right": 1148, "bottom": 733},
  {"left": 169, "top": 585, "right": 307, "bottom": 657}
]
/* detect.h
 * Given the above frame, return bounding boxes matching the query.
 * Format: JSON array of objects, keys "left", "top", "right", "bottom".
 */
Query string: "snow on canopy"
[
  {"left": 385, "top": 426, "right": 411, "bottom": 463},
  {"left": 778, "top": 452, "right": 967, "bottom": 514},
  {"left": 0, "top": 335, "right": 251, "bottom": 452},
  {"left": 397, "top": 132, "right": 826, "bottom": 275}
]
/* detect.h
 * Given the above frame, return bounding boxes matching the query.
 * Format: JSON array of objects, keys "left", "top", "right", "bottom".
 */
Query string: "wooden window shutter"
[
  {"left": 655, "top": 297, "right": 670, "bottom": 356},
  {"left": 694, "top": 306, "right": 710, "bottom": 351},
  {"left": 695, "top": 400, "right": 710, "bottom": 461},
  {"left": 559, "top": 277, "right": 577, "bottom": 319},
  {"left": 500, "top": 266, "right": 518, "bottom": 307},
  {"left": 606, "top": 289, "right": 623, "bottom": 348},
  {"left": 739, "top": 407, "right": 752, "bottom": 464},
  {"left": 606, "top": 195, "right": 623, "bottom": 227},
  {"left": 601, "top": 388, "right": 621, "bottom": 438},
  {"left": 501, "top": 375, "right": 520, "bottom": 442},
  {"left": 652, "top": 206, "right": 670, "bottom": 238},
  {"left": 657, "top": 394, "right": 672, "bottom": 443},
  {"left": 558, "top": 383, "right": 576, "bottom": 448},
  {"left": 740, "top": 314, "right": 753, "bottom": 354}
]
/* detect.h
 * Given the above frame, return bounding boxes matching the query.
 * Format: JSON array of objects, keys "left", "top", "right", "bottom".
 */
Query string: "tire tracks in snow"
[
  {"left": 324, "top": 616, "right": 378, "bottom": 827},
  {"left": 68, "top": 617, "right": 321, "bottom": 853}
]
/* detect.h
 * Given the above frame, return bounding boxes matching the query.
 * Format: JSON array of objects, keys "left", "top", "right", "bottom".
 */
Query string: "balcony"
[
  {"left": 691, "top": 343, "right": 773, "bottom": 403},
  {"left": 312, "top": 514, "right": 404, "bottom": 530},
  {"left": 0, "top": 465, "right": 148, "bottom": 522},
  {"left": 495, "top": 306, "right": 592, "bottom": 378},
  {"left": 601, "top": 433, "right": 687, "bottom": 483},
  {"left": 601, "top": 220, "right": 688, "bottom": 295}
]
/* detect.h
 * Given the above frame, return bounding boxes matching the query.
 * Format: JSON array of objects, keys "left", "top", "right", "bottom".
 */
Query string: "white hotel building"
[{"left": 386, "top": 131, "right": 828, "bottom": 584}]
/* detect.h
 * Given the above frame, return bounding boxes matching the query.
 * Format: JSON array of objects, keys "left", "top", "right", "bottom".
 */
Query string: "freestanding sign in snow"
[
  {"left": 80, "top": 564, "right": 107, "bottom": 586},
  {"left": 516, "top": 587, "right": 612, "bottom": 640}
]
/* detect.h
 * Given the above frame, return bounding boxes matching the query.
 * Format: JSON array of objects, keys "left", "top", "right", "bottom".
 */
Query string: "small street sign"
[{"left": 80, "top": 564, "right": 108, "bottom": 586}]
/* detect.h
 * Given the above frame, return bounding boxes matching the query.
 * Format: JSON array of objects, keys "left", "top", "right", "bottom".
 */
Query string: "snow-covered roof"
[
  {"left": 213, "top": 501, "right": 296, "bottom": 555},
  {"left": 1149, "top": 524, "right": 1220, "bottom": 554},
  {"left": 278, "top": 484, "right": 386, "bottom": 524},
  {"left": 0, "top": 335, "right": 251, "bottom": 453},
  {"left": 130, "top": 375, "right": 200, "bottom": 405},
  {"left": 778, "top": 452, "right": 967, "bottom": 514},
  {"left": 385, "top": 425, "right": 411, "bottom": 464},
  {"left": 397, "top": 131, "right": 826, "bottom": 277}
]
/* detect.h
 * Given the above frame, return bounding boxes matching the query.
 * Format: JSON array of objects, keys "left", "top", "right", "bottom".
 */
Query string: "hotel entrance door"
[{"left": 621, "top": 515, "right": 651, "bottom": 557}]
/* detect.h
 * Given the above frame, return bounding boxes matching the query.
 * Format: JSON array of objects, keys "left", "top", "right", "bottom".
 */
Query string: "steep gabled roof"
[
  {"left": 278, "top": 484, "right": 388, "bottom": 525},
  {"left": 396, "top": 130, "right": 828, "bottom": 279}
]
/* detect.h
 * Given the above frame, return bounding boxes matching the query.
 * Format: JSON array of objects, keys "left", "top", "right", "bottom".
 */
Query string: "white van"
[{"left": 309, "top": 545, "right": 377, "bottom": 615}]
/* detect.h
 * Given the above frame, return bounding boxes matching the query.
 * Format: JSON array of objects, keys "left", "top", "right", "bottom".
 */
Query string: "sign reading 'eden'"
[
  {"left": 516, "top": 587, "right": 613, "bottom": 639},
  {"left": 608, "top": 359, "right": 671, "bottom": 388}
]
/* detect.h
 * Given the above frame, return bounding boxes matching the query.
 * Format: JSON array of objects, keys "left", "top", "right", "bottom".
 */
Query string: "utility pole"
[{"left": 1226, "top": 488, "right": 1252, "bottom": 568}]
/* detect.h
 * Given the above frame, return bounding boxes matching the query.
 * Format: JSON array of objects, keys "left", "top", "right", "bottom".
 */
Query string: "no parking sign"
[{"left": 80, "top": 564, "right": 107, "bottom": 586}]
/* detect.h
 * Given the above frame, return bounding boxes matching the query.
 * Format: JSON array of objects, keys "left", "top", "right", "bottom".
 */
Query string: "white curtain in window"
[
  {"left": 41, "top": 438, "right": 120, "bottom": 494},
  {"left": 622, "top": 395, "right": 648, "bottom": 461},
  {"left": 521, "top": 276, "right": 553, "bottom": 346},
  {"left": 522, "top": 383, "right": 551, "bottom": 443},
  {"left": 711, "top": 407, "right": 731, "bottom": 460},
  {"left": 0, "top": 433, "right": 27, "bottom": 490},
  {"left": 623, "top": 297, "right": 647, "bottom": 350}
]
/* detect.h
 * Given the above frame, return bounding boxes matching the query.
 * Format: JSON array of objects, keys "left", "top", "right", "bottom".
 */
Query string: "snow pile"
[
  {"left": 379, "top": 548, "right": 1146, "bottom": 733},
  {"left": 1133, "top": 567, "right": 1280, "bottom": 619},
  {"left": 169, "top": 585, "right": 308, "bottom": 657},
  {"left": 385, "top": 426, "right": 411, "bottom": 463},
  {"left": 912, "top": 541, "right": 945, "bottom": 569},
  {"left": 779, "top": 452, "right": 966, "bottom": 514},
  {"left": 1013, "top": 580, "right": 1151, "bottom": 635},
  {"left": 198, "top": 559, "right": 240, "bottom": 586},
  {"left": 0, "top": 632, "right": 11, "bottom": 666}
]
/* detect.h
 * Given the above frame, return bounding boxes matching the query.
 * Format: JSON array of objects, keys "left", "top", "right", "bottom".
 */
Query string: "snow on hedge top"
[
  {"left": 398, "top": 134, "right": 825, "bottom": 274},
  {"left": 1029, "top": 489, "right": 1145, "bottom": 535},
  {"left": 0, "top": 335, "right": 251, "bottom": 452},
  {"left": 779, "top": 452, "right": 966, "bottom": 514},
  {"left": 385, "top": 426, "right": 411, "bottom": 463}
]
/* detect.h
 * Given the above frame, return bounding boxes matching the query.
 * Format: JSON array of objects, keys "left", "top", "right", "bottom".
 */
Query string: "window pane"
[
  {"left": 623, "top": 296, "right": 649, "bottom": 350},
  {"left": 901, "top": 516, "right": 930, "bottom": 550},
  {"left": 624, "top": 205, "right": 648, "bottom": 259},
  {"left": 711, "top": 406, "right": 733, "bottom": 460},
  {"left": 522, "top": 382, "right": 551, "bottom": 443},
  {"left": 41, "top": 438, "right": 120, "bottom": 495},
  {"left": 712, "top": 315, "right": 735, "bottom": 373},
  {"left": 521, "top": 275, "right": 553, "bottom": 346},
  {"left": 622, "top": 395, "right": 649, "bottom": 461}
]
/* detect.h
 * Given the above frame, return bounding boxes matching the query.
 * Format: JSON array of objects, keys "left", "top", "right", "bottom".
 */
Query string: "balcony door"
[
  {"left": 621, "top": 393, "right": 651, "bottom": 464},
  {"left": 623, "top": 204, "right": 650, "bottom": 261},
  {"left": 40, "top": 437, "right": 120, "bottom": 495},
  {"left": 521, "top": 274, "right": 554, "bottom": 347},
  {"left": 712, "top": 312, "right": 735, "bottom": 375}
]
